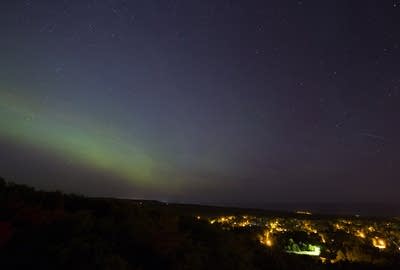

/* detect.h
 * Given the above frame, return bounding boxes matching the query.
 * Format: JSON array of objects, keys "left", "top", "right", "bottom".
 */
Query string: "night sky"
[{"left": 1, "top": 1, "right": 399, "bottom": 206}]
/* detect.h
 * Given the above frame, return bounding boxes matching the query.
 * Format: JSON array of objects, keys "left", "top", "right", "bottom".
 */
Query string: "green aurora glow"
[{"left": 0, "top": 91, "right": 167, "bottom": 188}]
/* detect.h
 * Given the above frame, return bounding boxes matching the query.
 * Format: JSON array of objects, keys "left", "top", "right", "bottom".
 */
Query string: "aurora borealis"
[
  {"left": 1, "top": 1, "right": 400, "bottom": 206},
  {"left": 0, "top": 91, "right": 156, "bottom": 186}
]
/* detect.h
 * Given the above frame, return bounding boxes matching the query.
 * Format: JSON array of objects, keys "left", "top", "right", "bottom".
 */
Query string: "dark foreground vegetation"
[{"left": 0, "top": 178, "right": 399, "bottom": 270}]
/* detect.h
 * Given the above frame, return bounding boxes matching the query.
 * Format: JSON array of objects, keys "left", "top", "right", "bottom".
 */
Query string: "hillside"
[{"left": 0, "top": 178, "right": 398, "bottom": 270}]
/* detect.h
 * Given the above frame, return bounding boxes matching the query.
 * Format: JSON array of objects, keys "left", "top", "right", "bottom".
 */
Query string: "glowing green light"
[
  {"left": 0, "top": 92, "right": 160, "bottom": 187},
  {"left": 286, "top": 245, "right": 321, "bottom": 256}
]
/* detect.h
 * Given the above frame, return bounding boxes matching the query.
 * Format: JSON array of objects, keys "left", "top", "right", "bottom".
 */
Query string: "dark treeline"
[{"left": 0, "top": 177, "right": 398, "bottom": 270}]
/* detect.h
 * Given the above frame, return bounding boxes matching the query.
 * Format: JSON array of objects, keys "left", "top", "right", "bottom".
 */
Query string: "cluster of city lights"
[{"left": 199, "top": 213, "right": 400, "bottom": 264}]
